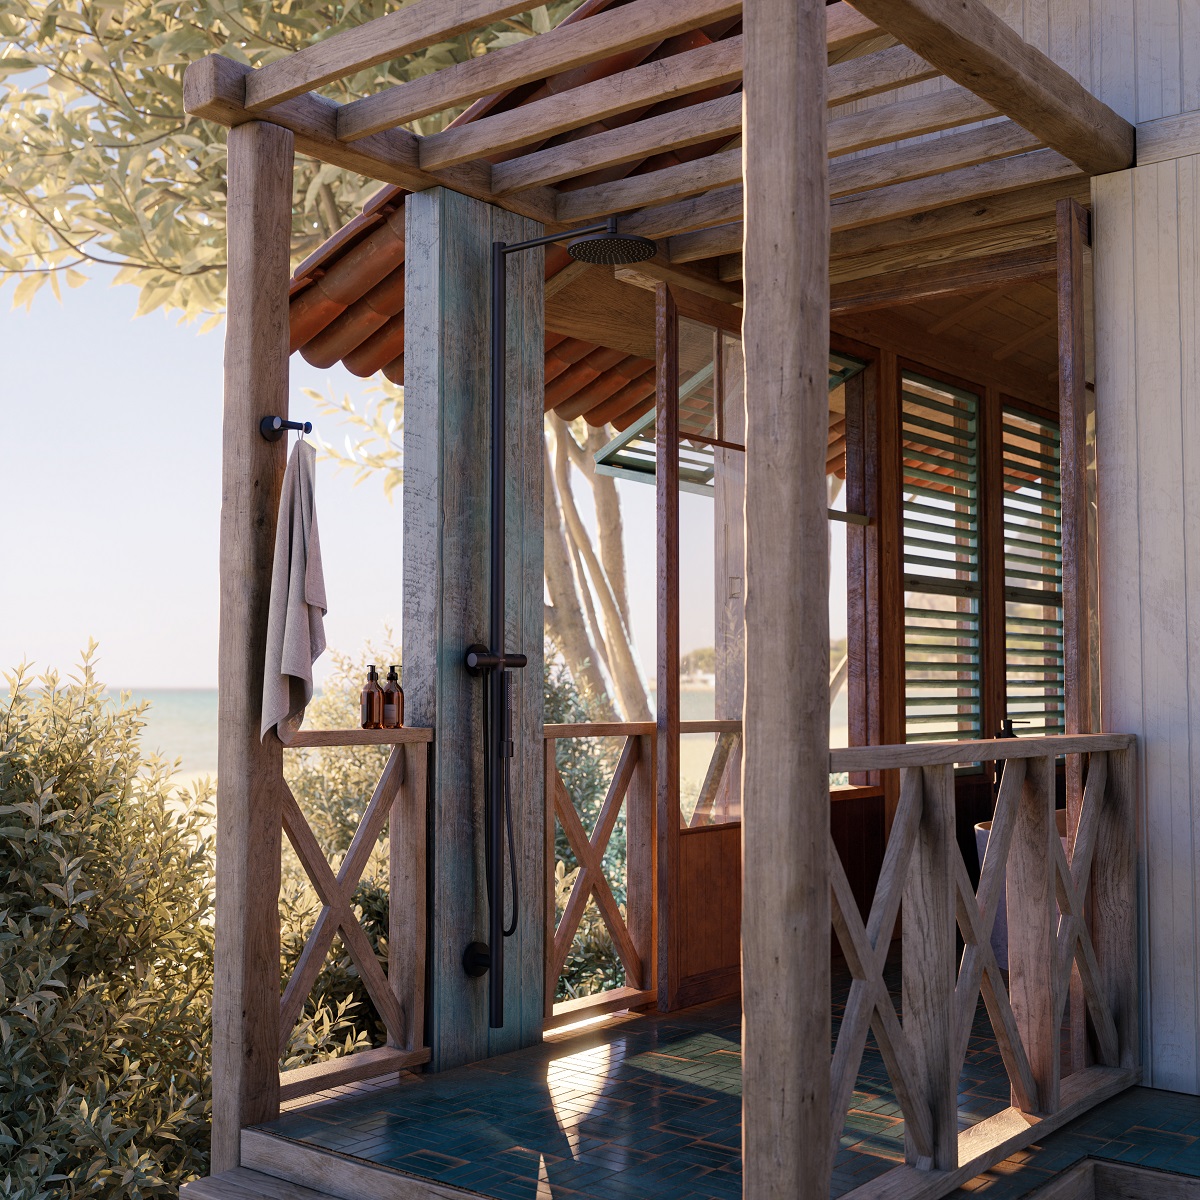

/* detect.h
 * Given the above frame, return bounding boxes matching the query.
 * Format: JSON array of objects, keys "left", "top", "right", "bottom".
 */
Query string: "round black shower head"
[{"left": 567, "top": 228, "right": 658, "bottom": 266}]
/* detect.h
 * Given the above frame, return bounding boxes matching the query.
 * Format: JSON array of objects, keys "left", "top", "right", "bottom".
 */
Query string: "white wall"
[{"left": 1094, "top": 153, "right": 1200, "bottom": 1094}]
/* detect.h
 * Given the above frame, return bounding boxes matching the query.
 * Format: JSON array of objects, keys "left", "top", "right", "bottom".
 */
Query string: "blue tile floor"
[{"left": 258, "top": 966, "right": 1200, "bottom": 1199}]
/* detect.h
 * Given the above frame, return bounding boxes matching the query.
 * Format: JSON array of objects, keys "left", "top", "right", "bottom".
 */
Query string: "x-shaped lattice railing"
[
  {"left": 830, "top": 749, "right": 1125, "bottom": 1176},
  {"left": 279, "top": 746, "right": 409, "bottom": 1052},
  {"left": 550, "top": 735, "right": 645, "bottom": 990}
]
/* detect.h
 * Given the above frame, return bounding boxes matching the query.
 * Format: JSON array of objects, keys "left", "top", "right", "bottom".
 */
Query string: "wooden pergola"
[{"left": 184, "top": 2, "right": 1145, "bottom": 1197}]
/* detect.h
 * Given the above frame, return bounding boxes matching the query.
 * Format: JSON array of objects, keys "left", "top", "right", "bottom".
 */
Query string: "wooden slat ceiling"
[{"left": 182, "top": 0, "right": 1117, "bottom": 418}]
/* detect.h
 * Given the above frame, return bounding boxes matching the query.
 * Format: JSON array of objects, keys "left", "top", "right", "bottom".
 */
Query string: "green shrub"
[
  {"left": 0, "top": 642, "right": 626, "bottom": 1194},
  {"left": 543, "top": 657, "right": 627, "bottom": 1002},
  {"left": 0, "top": 650, "right": 214, "bottom": 1199}
]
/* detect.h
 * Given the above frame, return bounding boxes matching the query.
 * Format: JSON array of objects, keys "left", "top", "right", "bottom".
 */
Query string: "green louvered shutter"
[
  {"left": 901, "top": 372, "right": 983, "bottom": 742},
  {"left": 1002, "top": 405, "right": 1065, "bottom": 735}
]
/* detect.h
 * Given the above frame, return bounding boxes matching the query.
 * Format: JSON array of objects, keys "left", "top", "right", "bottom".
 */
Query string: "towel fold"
[{"left": 261, "top": 439, "right": 328, "bottom": 740}]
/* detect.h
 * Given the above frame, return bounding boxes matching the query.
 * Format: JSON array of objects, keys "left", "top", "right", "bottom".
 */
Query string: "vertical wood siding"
[{"left": 1094, "top": 155, "right": 1200, "bottom": 1094}]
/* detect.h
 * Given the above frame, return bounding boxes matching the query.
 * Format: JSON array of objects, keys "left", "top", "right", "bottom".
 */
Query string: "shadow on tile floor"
[{"left": 258, "top": 962, "right": 1200, "bottom": 1200}]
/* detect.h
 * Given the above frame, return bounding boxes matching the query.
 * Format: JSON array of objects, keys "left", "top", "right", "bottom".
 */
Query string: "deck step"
[
  {"left": 241, "top": 1128, "right": 482, "bottom": 1199},
  {"left": 180, "top": 1166, "right": 341, "bottom": 1200}
]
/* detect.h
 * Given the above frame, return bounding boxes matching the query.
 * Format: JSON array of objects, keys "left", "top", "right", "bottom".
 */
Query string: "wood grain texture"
[
  {"left": 403, "top": 187, "right": 544, "bottom": 1069},
  {"left": 837, "top": 1066, "right": 1136, "bottom": 1199},
  {"left": 244, "top": 0, "right": 534, "bottom": 109},
  {"left": 391, "top": 743, "right": 429, "bottom": 1052},
  {"left": 830, "top": 242, "right": 1056, "bottom": 315},
  {"left": 1057, "top": 195, "right": 1092, "bottom": 1073},
  {"left": 338, "top": 0, "right": 741, "bottom": 140},
  {"left": 903, "top": 765, "right": 958, "bottom": 1167},
  {"left": 829, "top": 733, "right": 1133, "bottom": 772},
  {"left": 419, "top": 37, "right": 743, "bottom": 171},
  {"left": 277, "top": 1045, "right": 430, "bottom": 1103},
  {"left": 741, "top": 2, "right": 831, "bottom": 1195},
  {"left": 276, "top": 726, "right": 432, "bottom": 746},
  {"left": 845, "top": 0, "right": 1133, "bottom": 175},
  {"left": 655, "top": 283, "right": 681, "bottom": 1010},
  {"left": 494, "top": 93, "right": 743, "bottom": 195},
  {"left": 212, "top": 120, "right": 293, "bottom": 1171},
  {"left": 626, "top": 733, "right": 656, "bottom": 992},
  {"left": 181, "top": 1167, "right": 343, "bottom": 1200},
  {"left": 1007, "top": 755, "right": 1059, "bottom": 1113},
  {"left": 240, "top": 1130, "right": 480, "bottom": 1200},
  {"left": 183, "top": 55, "right": 556, "bottom": 227}
]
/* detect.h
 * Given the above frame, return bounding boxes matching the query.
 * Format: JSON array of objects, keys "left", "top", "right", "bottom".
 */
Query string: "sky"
[{"left": 0, "top": 268, "right": 801, "bottom": 689}]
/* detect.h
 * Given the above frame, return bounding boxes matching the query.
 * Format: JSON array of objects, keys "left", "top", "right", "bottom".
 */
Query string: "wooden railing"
[
  {"left": 827, "top": 733, "right": 1138, "bottom": 1199},
  {"left": 273, "top": 727, "right": 432, "bottom": 1102},
  {"left": 543, "top": 722, "right": 656, "bottom": 1030}
]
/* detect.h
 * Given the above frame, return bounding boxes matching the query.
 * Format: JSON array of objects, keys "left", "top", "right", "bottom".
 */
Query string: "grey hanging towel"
[{"left": 261, "top": 438, "right": 328, "bottom": 740}]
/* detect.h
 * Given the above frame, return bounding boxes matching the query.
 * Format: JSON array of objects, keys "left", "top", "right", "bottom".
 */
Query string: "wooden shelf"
[{"left": 275, "top": 727, "right": 433, "bottom": 747}]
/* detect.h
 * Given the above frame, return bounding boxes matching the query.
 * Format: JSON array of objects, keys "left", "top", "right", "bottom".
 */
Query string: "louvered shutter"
[
  {"left": 901, "top": 372, "right": 983, "bottom": 742},
  {"left": 1002, "top": 405, "right": 1065, "bottom": 735}
]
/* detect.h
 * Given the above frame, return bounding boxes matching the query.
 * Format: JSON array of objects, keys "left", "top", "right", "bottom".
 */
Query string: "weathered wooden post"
[
  {"left": 212, "top": 119, "right": 294, "bottom": 1171},
  {"left": 741, "top": 1, "right": 832, "bottom": 1194},
  {"left": 403, "top": 187, "right": 545, "bottom": 1070}
]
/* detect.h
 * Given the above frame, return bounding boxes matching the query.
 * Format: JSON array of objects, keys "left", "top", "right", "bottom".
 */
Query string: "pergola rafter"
[{"left": 185, "top": 0, "right": 1132, "bottom": 277}]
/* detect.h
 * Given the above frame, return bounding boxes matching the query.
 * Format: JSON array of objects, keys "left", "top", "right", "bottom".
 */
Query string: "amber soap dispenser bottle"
[
  {"left": 360, "top": 665, "right": 384, "bottom": 730},
  {"left": 383, "top": 665, "right": 404, "bottom": 729}
]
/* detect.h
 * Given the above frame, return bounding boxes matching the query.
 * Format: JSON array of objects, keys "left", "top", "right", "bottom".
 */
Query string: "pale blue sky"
[{"left": 1, "top": 269, "right": 743, "bottom": 688}]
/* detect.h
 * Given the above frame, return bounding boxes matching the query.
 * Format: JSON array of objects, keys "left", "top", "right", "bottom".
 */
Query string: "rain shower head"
[{"left": 567, "top": 218, "right": 657, "bottom": 265}]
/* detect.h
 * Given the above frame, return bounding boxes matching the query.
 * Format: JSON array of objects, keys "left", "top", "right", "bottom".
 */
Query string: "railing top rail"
[
  {"left": 545, "top": 721, "right": 656, "bottom": 738},
  {"left": 544, "top": 719, "right": 743, "bottom": 739},
  {"left": 830, "top": 732, "right": 1135, "bottom": 772}
]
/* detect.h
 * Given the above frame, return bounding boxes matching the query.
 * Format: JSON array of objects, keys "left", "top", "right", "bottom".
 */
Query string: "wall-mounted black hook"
[{"left": 260, "top": 416, "right": 312, "bottom": 441}]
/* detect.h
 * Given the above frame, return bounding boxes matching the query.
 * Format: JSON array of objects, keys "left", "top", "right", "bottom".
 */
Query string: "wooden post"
[
  {"left": 903, "top": 764, "right": 958, "bottom": 1169},
  {"left": 391, "top": 743, "right": 429, "bottom": 1053},
  {"left": 1058, "top": 197, "right": 1092, "bottom": 1071},
  {"left": 403, "top": 187, "right": 544, "bottom": 1069},
  {"left": 626, "top": 733, "right": 656, "bottom": 991},
  {"left": 1007, "top": 754, "right": 1060, "bottom": 1113},
  {"left": 741, "top": 2, "right": 831, "bottom": 1195},
  {"left": 714, "top": 333, "right": 745, "bottom": 815},
  {"left": 655, "top": 283, "right": 681, "bottom": 1010},
  {"left": 1093, "top": 745, "right": 1140, "bottom": 1070},
  {"left": 212, "top": 119, "right": 294, "bottom": 1172}
]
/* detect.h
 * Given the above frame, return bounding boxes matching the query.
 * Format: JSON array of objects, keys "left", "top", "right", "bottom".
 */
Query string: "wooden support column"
[
  {"left": 403, "top": 187, "right": 544, "bottom": 1069},
  {"left": 213, "top": 120, "right": 294, "bottom": 1172},
  {"left": 1007, "top": 754, "right": 1060, "bottom": 1113},
  {"left": 1058, "top": 196, "right": 1092, "bottom": 1072},
  {"left": 1093, "top": 745, "right": 1139, "bottom": 1070},
  {"left": 626, "top": 734, "right": 656, "bottom": 992},
  {"left": 655, "top": 282, "right": 681, "bottom": 1010},
  {"left": 903, "top": 764, "right": 958, "bottom": 1169},
  {"left": 741, "top": 1, "right": 831, "bottom": 1195}
]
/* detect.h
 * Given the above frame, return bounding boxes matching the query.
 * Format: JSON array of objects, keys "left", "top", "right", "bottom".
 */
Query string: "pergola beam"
[
  {"left": 184, "top": 55, "right": 561, "bottom": 224},
  {"left": 244, "top": 0, "right": 533, "bottom": 110},
  {"left": 845, "top": 0, "right": 1134, "bottom": 175},
  {"left": 491, "top": 92, "right": 743, "bottom": 195},
  {"left": 828, "top": 242, "right": 1057, "bottom": 314},
  {"left": 419, "top": 35, "right": 743, "bottom": 171},
  {"left": 665, "top": 149, "right": 1085, "bottom": 259},
  {"left": 493, "top": 45, "right": 945, "bottom": 198},
  {"left": 557, "top": 112, "right": 1029, "bottom": 227},
  {"left": 337, "top": 0, "right": 742, "bottom": 141}
]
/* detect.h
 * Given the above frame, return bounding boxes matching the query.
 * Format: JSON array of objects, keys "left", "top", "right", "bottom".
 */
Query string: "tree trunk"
[
  {"left": 553, "top": 427, "right": 652, "bottom": 721},
  {"left": 543, "top": 440, "right": 613, "bottom": 713}
]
